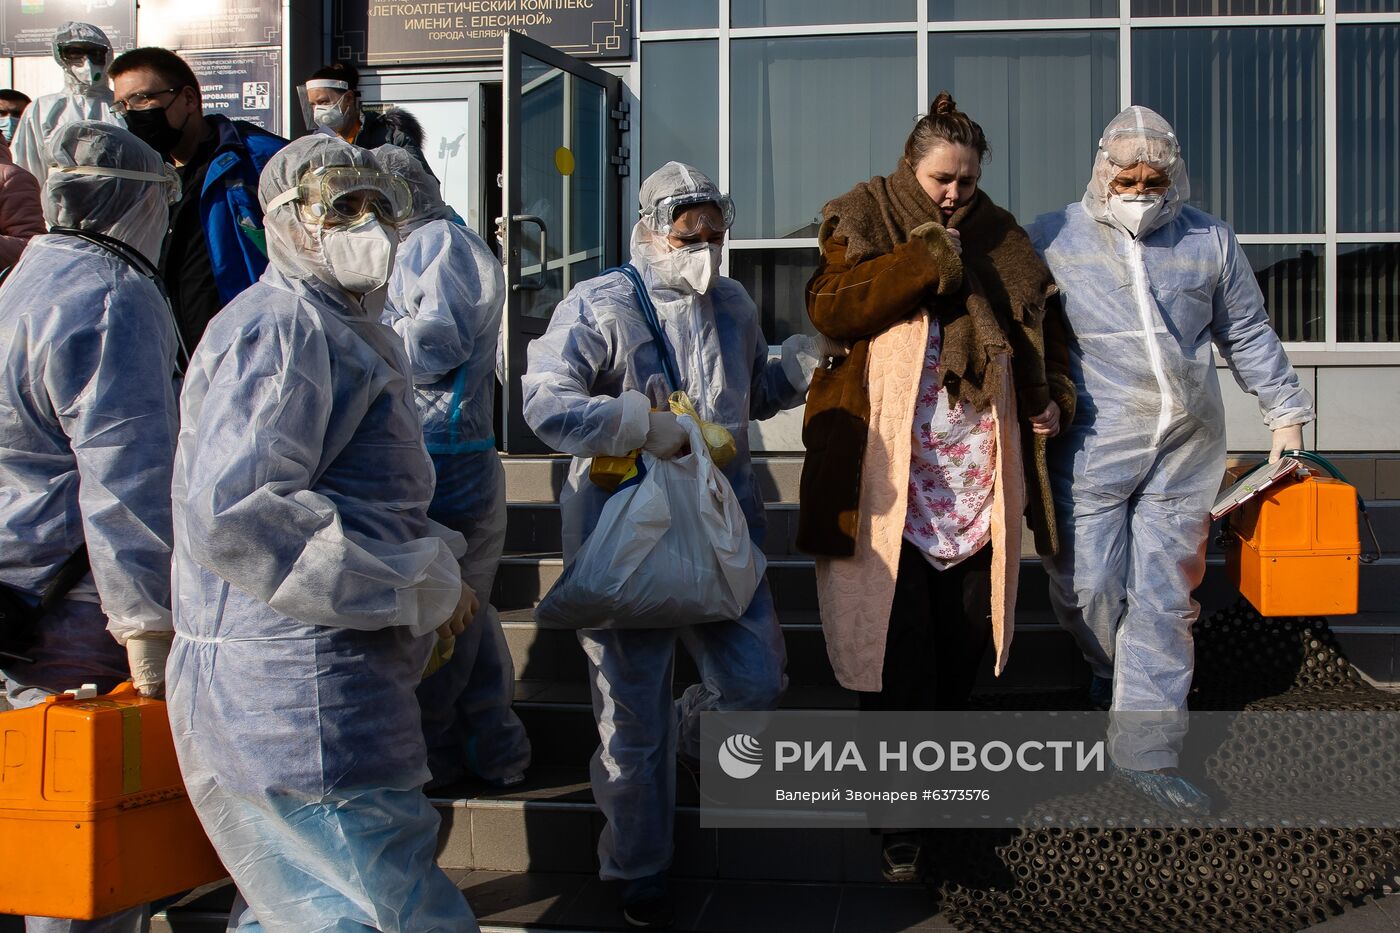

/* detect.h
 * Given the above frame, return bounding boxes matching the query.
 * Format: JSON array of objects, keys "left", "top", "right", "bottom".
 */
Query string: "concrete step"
[
  {"left": 494, "top": 550, "right": 1400, "bottom": 618},
  {"left": 502, "top": 497, "right": 1400, "bottom": 562}
]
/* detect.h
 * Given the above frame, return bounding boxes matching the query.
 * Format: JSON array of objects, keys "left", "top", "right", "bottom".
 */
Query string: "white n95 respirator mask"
[
  {"left": 1108, "top": 193, "right": 1167, "bottom": 239},
  {"left": 654, "top": 242, "right": 722, "bottom": 295},
  {"left": 320, "top": 215, "right": 398, "bottom": 295}
]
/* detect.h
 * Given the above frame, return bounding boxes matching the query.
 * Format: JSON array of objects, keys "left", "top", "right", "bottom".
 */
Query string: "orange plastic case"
[
  {"left": 0, "top": 683, "right": 225, "bottom": 920},
  {"left": 1227, "top": 474, "right": 1360, "bottom": 617}
]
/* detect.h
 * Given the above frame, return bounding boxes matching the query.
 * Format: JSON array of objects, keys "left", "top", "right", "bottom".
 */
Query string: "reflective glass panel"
[
  {"left": 729, "top": 248, "right": 821, "bottom": 342},
  {"left": 1243, "top": 244, "right": 1324, "bottom": 343},
  {"left": 1339, "top": 244, "right": 1400, "bottom": 342},
  {"left": 732, "top": 0, "right": 915, "bottom": 27},
  {"left": 930, "top": 0, "right": 1114, "bottom": 19},
  {"left": 641, "top": 40, "right": 720, "bottom": 184},
  {"left": 1338, "top": 26, "right": 1400, "bottom": 233},
  {"left": 641, "top": 0, "right": 718, "bottom": 29}
]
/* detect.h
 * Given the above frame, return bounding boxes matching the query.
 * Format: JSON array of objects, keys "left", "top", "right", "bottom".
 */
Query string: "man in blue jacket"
[{"left": 110, "top": 47, "right": 286, "bottom": 350}]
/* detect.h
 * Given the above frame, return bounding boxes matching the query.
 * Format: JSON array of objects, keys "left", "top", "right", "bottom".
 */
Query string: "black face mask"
[{"left": 123, "top": 102, "right": 184, "bottom": 159}]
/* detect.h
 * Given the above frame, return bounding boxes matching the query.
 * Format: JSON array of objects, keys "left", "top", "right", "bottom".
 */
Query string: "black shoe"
[
  {"left": 880, "top": 831, "right": 925, "bottom": 883},
  {"left": 622, "top": 872, "right": 674, "bottom": 929}
]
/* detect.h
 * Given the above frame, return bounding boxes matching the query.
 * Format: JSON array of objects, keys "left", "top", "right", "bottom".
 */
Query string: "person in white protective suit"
[
  {"left": 1027, "top": 106, "right": 1313, "bottom": 814},
  {"left": 522, "top": 161, "right": 820, "bottom": 929},
  {"left": 11, "top": 22, "right": 122, "bottom": 182},
  {"left": 0, "top": 121, "right": 181, "bottom": 933},
  {"left": 166, "top": 135, "right": 482, "bottom": 932},
  {"left": 374, "top": 143, "right": 532, "bottom": 789}
]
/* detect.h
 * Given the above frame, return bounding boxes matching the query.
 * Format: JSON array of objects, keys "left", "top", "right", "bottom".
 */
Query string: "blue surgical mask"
[{"left": 0, "top": 116, "right": 16, "bottom": 142}]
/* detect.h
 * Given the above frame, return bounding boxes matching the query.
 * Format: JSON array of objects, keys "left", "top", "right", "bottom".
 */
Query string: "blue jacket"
[{"left": 200, "top": 115, "right": 286, "bottom": 304}]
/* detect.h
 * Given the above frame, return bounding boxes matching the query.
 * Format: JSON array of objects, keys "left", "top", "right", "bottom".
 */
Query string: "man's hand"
[
  {"left": 1030, "top": 400, "right": 1061, "bottom": 438},
  {"left": 1269, "top": 423, "right": 1304, "bottom": 463},
  {"left": 436, "top": 583, "right": 478, "bottom": 640}
]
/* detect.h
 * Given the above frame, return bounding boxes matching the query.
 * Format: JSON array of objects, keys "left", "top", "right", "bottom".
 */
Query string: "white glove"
[
  {"left": 642, "top": 410, "right": 688, "bottom": 459},
  {"left": 126, "top": 631, "right": 174, "bottom": 699},
  {"left": 1269, "top": 423, "right": 1304, "bottom": 463},
  {"left": 780, "top": 334, "right": 823, "bottom": 391}
]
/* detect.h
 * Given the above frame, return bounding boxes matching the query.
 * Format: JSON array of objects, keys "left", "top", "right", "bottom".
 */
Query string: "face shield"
[
  {"left": 298, "top": 79, "right": 355, "bottom": 133},
  {"left": 1082, "top": 106, "right": 1192, "bottom": 238}
]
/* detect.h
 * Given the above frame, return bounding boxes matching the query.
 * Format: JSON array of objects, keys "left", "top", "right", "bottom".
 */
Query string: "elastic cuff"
[{"left": 106, "top": 614, "right": 174, "bottom": 646}]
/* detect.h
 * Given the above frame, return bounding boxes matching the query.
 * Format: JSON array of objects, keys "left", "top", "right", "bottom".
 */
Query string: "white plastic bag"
[{"left": 535, "top": 416, "right": 766, "bottom": 630}]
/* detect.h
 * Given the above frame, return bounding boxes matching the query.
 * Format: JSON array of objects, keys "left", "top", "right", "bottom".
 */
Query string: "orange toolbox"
[
  {"left": 0, "top": 682, "right": 225, "bottom": 920},
  {"left": 1222, "top": 452, "right": 1376, "bottom": 618}
]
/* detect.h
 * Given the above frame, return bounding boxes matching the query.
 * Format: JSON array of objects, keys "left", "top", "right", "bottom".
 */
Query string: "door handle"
[{"left": 512, "top": 214, "right": 549, "bottom": 292}]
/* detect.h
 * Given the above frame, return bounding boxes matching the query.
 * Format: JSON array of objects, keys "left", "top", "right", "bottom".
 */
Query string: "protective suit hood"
[
  {"left": 53, "top": 22, "right": 114, "bottom": 96},
  {"left": 1081, "top": 106, "right": 1191, "bottom": 240},
  {"left": 372, "top": 143, "right": 453, "bottom": 234},
  {"left": 44, "top": 119, "right": 181, "bottom": 263}
]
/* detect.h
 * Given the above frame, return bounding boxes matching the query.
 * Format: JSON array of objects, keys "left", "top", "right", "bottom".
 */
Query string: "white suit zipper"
[{"left": 1128, "top": 237, "right": 1174, "bottom": 447}]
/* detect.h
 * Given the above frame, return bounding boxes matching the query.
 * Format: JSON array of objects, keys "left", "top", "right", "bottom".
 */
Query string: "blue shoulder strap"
[{"left": 609, "top": 263, "right": 681, "bottom": 395}]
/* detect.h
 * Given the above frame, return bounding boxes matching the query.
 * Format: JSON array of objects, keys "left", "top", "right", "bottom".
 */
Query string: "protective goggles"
[
  {"left": 267, "top": 166, "right": 412, "bottom": 227},
  {"left": 641, "top": 191, "right": 736, "bottom": 237},
  {"left": 1099, "top": 127, "right": 1180, "bottom": 171},
  {"left": 50, "top": 163, "right": 182, "bottom": 205}
]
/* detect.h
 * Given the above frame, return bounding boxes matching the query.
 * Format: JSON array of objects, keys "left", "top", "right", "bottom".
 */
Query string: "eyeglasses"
[
  {"left": 112, "top": 88, "right": 181, "bottom": 116},
  {"left": 1108, "top": 181, "right": 1170, "bottom": 198}
]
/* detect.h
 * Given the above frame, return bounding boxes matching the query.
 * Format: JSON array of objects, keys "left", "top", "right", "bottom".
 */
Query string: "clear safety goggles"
[
  {"left": 58, "top": 43, "right": 106, "bottom": 66},
  {"left": 267, "top": 166, "right": 412, "bottom": 227},
  {"left": 49, "top": 163, "right": 182, "bottom": 205},
  {"left": 642, "top": 191, "right": 736, "bottom": 238},
  {"left": 1099, "top": 127, "right": 1180, "bottom": 171}
]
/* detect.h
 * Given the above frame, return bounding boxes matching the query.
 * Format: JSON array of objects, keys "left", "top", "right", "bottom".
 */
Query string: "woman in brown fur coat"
[{"left": 798, "top": 93, "right": 1075, "bottom": 883}]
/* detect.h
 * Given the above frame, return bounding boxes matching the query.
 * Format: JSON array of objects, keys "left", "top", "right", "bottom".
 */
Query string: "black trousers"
[{"left": 857, "top": 540, "right": 994, "bottom": 712}]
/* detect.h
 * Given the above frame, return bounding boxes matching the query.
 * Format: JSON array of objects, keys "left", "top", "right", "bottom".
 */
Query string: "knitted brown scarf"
[{"left": 824, "top": 159, "right": 1053, "bottom": 411}]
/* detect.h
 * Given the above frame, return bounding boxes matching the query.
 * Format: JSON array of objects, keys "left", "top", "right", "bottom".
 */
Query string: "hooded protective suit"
[
  {"left": 0, "top": 121, "right": 180, "bottom": 933},
  {"left": 1027, "top": 107, "right": 1313, "bottom": 769},
  {"left": 521, "top": 162, "right": 809, "bottom": 881},
  {"left": 166, "top": 135, "right": 480, "bottom": 932},
  {"left": 375, "top": 143, "right": 531, "bottom": 786},
  {"left": 11, "top": 23, "right": 122, "bottom": 183}
]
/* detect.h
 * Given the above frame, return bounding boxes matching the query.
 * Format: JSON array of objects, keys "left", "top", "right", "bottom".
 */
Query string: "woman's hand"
[
  {"left": 946, "top": 228, "right": 962, "bottom": 255},
  {"left": 1030, "top": 400, "right": 1060, "bottom": 438}
]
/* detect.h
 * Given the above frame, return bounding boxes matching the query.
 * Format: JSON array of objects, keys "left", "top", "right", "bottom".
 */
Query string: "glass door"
[{"left": 501, "top": 31, "right": 624, "bottom": 453}]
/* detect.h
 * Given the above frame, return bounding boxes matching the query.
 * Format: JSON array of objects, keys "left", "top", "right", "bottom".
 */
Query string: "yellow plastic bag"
[{"left": 668, "top": 391, "right": 736, "bottom": 468}]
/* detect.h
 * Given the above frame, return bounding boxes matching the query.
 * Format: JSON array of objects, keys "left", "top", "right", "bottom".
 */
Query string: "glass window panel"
[
  {"left": 1338, "top": 0, "right": 1400, "bottom": 10},
  {"left": 1133, "top": 27, "right": 1322, "bottom": 235},
  {"left": 1131, "top": 0, "right": 1318, "bottom": 13},
  {"left": 640, "top": 41, "right": 719, "bottom": 183},
  {"left": 1339, "top": 244, "right": 1400, "bottom": 342},
  {"left": 730, "top": 36, "right": 917, "bottom": 240},
  {"left": 731, "top": 0, "right": 915, "bottom": 27},
  {"left": 1339, "top": 26, "right": 1400, "bottom": 233},
  {"left": 1242, "top": 244, "right": 1324, "bottom": 343},
  {"left": 641, "top": 0, "right": 718, "bottom": 30},
  {"left": 930, "top": 0, "right": 1114, "bottom": 20},
  {"left": 928, "top": 30, "right": 1118, "bottom": 224},
  {"left": 729, "top": 247, "right": 821, "bottom": 342}
]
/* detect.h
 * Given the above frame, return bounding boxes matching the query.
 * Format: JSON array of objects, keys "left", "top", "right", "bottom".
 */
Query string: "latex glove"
[
  {"left": 126, "top": 631, "right": 174, "bottom": 699},
  {"left": 642, "top": 409, "right": 688, "bottom": 459},
  {"left": 1029, "top": 400, "right": 1060, "bottom": 438},
  {"left": 780, "top": 333, "right": 823, "bottom": 391},
  {"left": 1269, "top": 423, "right": 1304, "bottom": 463},
  {"left": 436, "top": 582, "right": 478, "bottom": 640},
  {"left": 814, "top": 332, "right": 849, "bottom": 360},
  {"left": 946, "top": 227, "right": 963, "bottom": 255}
]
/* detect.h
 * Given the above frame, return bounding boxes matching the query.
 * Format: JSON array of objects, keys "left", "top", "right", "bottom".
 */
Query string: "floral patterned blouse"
[{"left": 904, "top": 318, "right": 997, "bottom": 569}]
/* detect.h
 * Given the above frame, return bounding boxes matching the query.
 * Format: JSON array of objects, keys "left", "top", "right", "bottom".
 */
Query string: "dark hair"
[
  {"left": 309, "top": 62, "right": 360, "bottom": 91},
  {"left": 109, "top": 47, "right": 201, "bottom": 104},
  {"left": 0, "top": 89, "right": 30, "bottom": 106},
  {"left": 903, "top": 92, "right": 989, "bottom": 167}
]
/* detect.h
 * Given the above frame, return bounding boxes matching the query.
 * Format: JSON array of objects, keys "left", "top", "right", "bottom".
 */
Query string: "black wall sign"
[
  {"left": 2, "top": 0, "right": 136, "bottom": 56},
  {"left": 138, "top": 0, "right": 281, "bottom": 50},
  {"left": 337, "top": 0, "right": 631, "bottom": 66},
  {"left": 183, "top": 48, "right": 281, "bottom": 135}
]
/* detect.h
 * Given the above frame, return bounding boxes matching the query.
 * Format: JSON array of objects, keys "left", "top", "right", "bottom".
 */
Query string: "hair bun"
[{"left": 931, "top": 92, "right": 958, "bottom": 117}]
